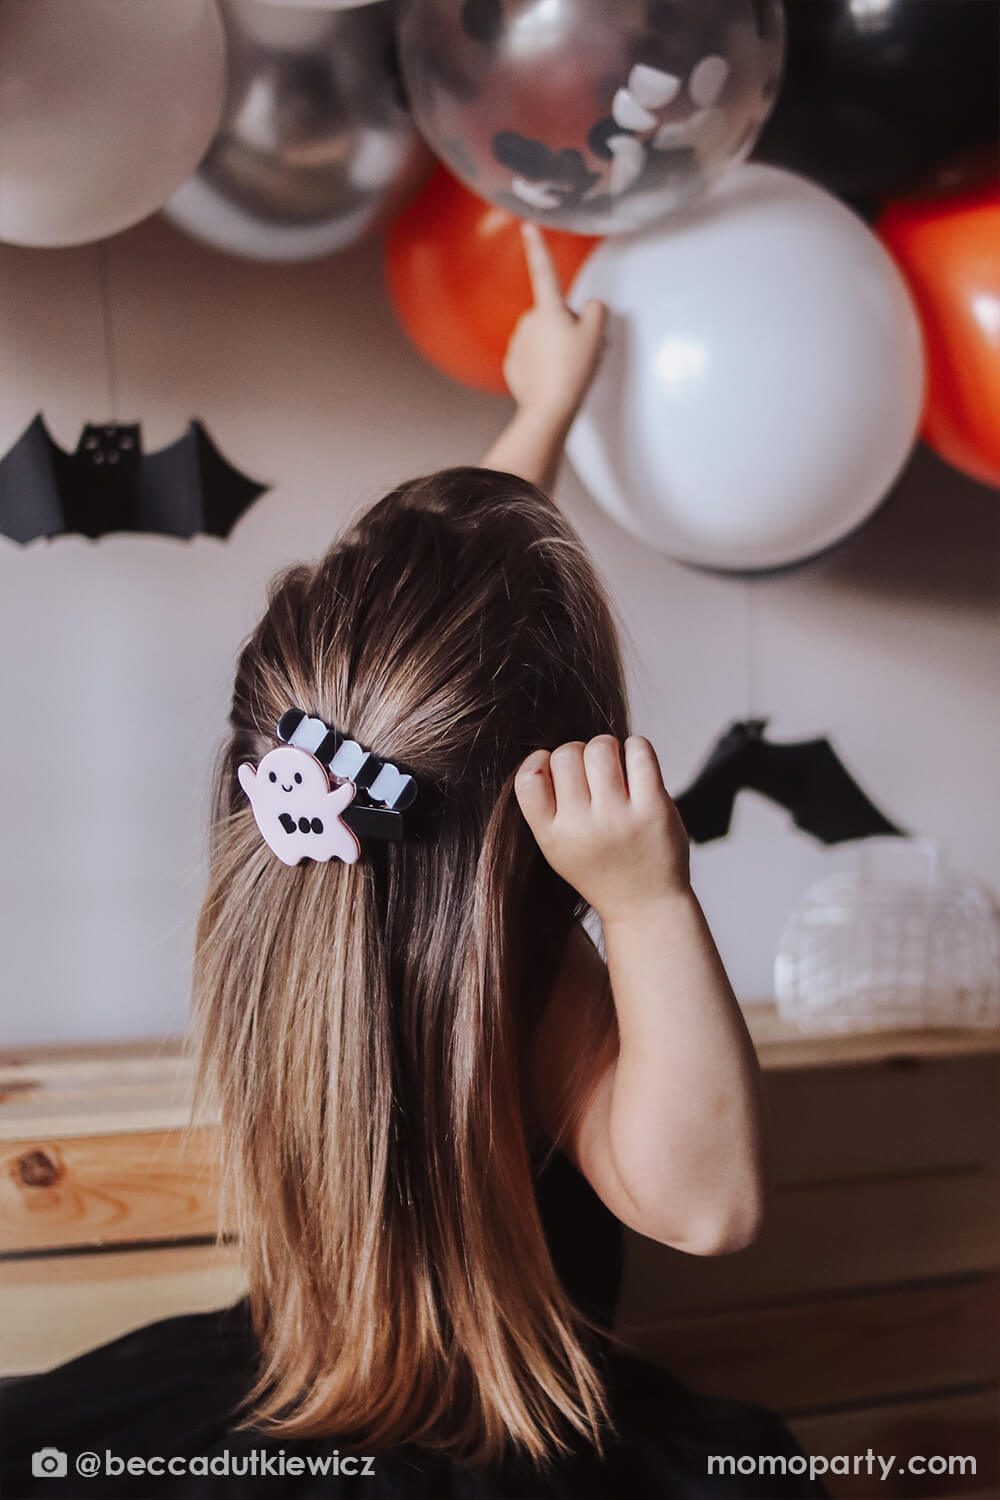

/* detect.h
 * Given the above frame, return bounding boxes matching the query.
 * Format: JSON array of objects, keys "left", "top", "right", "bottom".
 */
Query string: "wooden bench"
[{"left": 2, "top": 1013, "right": 998, "bottom": 1498}]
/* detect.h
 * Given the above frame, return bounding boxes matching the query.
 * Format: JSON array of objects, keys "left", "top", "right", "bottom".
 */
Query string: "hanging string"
[
  {"left": 743, "top": 573, "right": 759, "bottom": 721},
  {"left": 96, "top": 240, "right": 120, "bottom": 422}
]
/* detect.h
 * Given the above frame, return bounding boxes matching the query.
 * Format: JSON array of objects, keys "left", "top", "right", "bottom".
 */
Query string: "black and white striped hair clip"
[{"left": 276, "top": 709, "right": 417, "bottom": 842}]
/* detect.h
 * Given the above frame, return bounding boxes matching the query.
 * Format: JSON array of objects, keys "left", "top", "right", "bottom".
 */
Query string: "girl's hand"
[
  {"left": 503, "top": 223, "right": 607, "bottom": 426},
  {"left": 514, "top": 735, "right": 691, "bottom": 926}
]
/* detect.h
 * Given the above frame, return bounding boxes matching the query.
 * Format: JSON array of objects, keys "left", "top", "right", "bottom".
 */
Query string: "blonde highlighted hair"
[{"left": 192, "top": 468, "right": 628, "bottom": 1465}]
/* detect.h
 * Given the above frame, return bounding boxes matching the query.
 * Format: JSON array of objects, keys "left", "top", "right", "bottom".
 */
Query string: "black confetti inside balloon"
[{"left": 398, "top": 0, "right": 785, "bottom": 234}]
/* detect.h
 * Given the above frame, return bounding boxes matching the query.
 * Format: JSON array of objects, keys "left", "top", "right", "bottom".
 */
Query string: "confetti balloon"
[
  {"left": 396, "top": 0, "right": 785, "bottom": 235},
  {"left": 566, "top": 165, "right": 925, "bottom": 571}
]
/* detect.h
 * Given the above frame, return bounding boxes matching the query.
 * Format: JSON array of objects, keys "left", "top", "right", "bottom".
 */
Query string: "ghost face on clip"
[{"left": 237, "top": 746, "right": 360, "bottom": 867}]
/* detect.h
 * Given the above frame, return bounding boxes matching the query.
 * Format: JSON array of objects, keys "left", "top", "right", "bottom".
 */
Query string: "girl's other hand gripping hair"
[
  {"left": 517, "top": 737, "right": 766, "bottom": 1257},
  {"left": 514, "top": 735, "right": 690, "bottom": 926}
]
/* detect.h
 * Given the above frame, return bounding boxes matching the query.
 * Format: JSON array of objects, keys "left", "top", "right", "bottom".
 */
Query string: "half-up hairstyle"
[{"left": 192, "top": 467, "right": 629, "bottom": 1466}]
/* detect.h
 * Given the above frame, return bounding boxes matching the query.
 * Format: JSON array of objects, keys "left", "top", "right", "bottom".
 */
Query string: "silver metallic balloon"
[
  {"left": 162, "top": 0, "right": 430, "bottom": 260},
  {"left": 397, "top": 0, "right": 785, "bottom": 235}
]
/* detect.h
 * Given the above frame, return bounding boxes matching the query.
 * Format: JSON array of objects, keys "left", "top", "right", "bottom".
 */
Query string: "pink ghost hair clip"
[
  {"left": 237, "top": 710, "right": 417, "bottom": 867},
  {"left": 237, "top": 748, "right": 360, "bottom": 867}
]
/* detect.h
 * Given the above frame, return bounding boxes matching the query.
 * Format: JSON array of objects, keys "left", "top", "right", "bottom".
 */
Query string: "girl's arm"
[
  {"left": 480, "top": 224, "right": 606, "bottom": 493},
  {"left": 516, "top": 736, "right": 767, "bottom": 1254}
]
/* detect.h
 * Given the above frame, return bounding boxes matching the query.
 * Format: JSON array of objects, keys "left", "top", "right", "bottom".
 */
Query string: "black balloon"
[{"left": 753, "top": 0, "right": 1000, "bottom": 208}]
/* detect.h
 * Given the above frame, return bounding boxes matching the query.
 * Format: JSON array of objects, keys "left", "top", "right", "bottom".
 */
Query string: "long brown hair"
[{"left": 192, "top": 467, "right": 629, "bottom": 1466}]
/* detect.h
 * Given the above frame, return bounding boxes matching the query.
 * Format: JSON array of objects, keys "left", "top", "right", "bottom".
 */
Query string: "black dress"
[{"left": 1, "top": 1151, "right": 825, "bottom": 1500}]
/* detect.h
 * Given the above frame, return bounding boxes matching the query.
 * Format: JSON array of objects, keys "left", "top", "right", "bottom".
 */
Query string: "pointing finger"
[{"left": 521, "top": 222, "right": 563, "bottom": 310}]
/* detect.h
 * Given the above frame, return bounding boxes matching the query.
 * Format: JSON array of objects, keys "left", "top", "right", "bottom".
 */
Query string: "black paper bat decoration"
[
  {"left": 674, "top": 719, "right": 905, "bottom": 845},
  {"left": 0, "top": 413, "right": 268, "bottom": 543}
]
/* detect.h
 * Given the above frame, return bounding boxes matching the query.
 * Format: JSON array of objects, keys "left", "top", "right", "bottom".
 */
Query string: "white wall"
[{"left": 1, "top": 214, "right": 997, "bottom": 1044}]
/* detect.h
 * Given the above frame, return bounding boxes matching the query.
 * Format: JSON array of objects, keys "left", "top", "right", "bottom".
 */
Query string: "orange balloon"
[
  {"left": 878, "top": 180, "right": 1000, "bottom": 490},
  {"left": 385, "top": 165, "right": 600, "bottom": 394}
]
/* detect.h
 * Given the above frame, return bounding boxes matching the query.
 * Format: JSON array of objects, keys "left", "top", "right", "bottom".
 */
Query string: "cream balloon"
[
  {"left": 566, "top": 164, "right": 926, "bottom": 571},
  {"left": 0, "top": 0, "right": 226, "bottom": 248}
]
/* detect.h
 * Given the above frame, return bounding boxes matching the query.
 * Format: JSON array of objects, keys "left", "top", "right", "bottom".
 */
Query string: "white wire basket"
[{"left": 773, "top": 839, "right": 1000, "bottom": 1034}]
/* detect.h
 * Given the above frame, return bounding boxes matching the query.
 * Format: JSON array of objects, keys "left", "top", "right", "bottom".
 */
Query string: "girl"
[{"left": 2, "top": 228, "right": 824, "bottom": 1499}]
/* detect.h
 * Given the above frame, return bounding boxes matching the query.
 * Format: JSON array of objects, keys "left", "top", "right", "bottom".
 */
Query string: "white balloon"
[
  {"left": 0, "top": 0, "right": 226, "bottom": 248},
  {"left": 567, "top": 164, "right": 926, "bottom": 572}
]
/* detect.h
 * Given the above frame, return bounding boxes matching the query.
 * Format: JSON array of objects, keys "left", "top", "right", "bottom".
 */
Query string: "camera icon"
[{"left": 32, "top": 1448, "right": 68, "bottom": 1478}]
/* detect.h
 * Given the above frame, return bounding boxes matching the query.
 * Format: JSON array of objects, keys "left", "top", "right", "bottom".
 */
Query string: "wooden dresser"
[{"left": 2, "top": 1012, "right": 998, "bottom": 1499}]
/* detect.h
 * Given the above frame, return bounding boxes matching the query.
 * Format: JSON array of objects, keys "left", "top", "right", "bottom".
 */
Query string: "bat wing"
[
  {"left": 673, "top": 720, "right": 769, "bottom": 843},
  {"left": 136, "top": 420, "right": 268, "bottom": 540},
  {"left": 0, "top": 414, "right": 72, "bottom": 543},
  {"left": 748, "top": 737, "right": 905, "bottom": 844}
]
